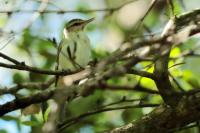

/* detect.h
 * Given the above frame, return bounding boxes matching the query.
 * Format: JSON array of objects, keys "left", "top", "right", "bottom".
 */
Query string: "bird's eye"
[{"left": 74, "top": 23, "right": 80, "bottom": 26}]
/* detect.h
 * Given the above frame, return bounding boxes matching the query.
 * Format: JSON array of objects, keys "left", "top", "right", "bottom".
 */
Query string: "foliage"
[{"left": 0, "top": 0, "right": 200, "bottom": 133}]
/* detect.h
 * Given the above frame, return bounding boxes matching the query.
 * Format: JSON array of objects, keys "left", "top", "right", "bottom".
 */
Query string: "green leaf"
[
  {"left": 21, "top": 120, "right": 41, "bottom": 126},
  {"left": 0, "top": 130, "right": 7, "bottom": 133},
  {"left": 13, "top": 73, "right": 26, "bottom": 84},
  {"left": 1, "top": 115, "right": 19, "bottom": 121}
]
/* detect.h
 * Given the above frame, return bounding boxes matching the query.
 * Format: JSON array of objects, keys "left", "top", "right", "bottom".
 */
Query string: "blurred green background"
[{"left": 0, "top": 0, "right": 200, "bottom": 133}]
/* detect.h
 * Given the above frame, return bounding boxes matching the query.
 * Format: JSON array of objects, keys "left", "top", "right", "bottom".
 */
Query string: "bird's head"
[{"left": 64, "top": 18, "right": 94, "bottom": 32}]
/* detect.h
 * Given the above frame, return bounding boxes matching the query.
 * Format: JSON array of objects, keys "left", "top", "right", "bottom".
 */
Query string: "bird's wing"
[{"left": 55, "top": 39, "right": 65, "bottom": 87}]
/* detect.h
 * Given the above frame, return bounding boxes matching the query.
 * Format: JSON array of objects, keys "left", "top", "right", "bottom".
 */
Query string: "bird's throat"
[{"left": 63, "top": 28, "right": 69, "bottom": 39}]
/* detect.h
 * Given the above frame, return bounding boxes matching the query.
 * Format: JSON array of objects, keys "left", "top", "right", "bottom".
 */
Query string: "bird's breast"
[{"left": 59, "top": 31, "right": 92, "bottom": 71}]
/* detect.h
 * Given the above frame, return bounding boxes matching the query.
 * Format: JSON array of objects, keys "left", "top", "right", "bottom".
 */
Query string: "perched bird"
[
  {"left": 55, "top": 18, "right": 94, "bottom": 122},
  {"left": 57, "top": 18, "right": 94, "bottom": 71}
]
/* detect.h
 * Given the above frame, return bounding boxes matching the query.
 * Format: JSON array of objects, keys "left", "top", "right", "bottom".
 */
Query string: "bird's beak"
[{"left": 83, "top": 18, "right": 94, "bottom": 25}]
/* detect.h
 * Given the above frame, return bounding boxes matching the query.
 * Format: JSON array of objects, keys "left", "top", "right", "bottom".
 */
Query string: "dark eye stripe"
[{"left": 73, "top": 22, "right": 81, "bottom": 26}]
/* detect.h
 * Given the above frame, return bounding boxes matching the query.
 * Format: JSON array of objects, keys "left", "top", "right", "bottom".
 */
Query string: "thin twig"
[
  {"left": 127, "top": 69, "right": 155, "bottom": 79},
  {"left": 169, "top": 123, "right": 198, "bottom": 133},
  {"left": 0, "top": 52, "right": 22, "bottom": 65},
  {"left": 58, "top": 103, "right": 159, "bottom": 131},
  {"left": 0, "top": 0, "right": 138, "bottom": 14},
  {"left": 134, "top": 0, "right": 158, "bottom": 31},
  {"left": 169, "top": 72, "right": 185, "bottom": 92},
  {"left": 0, "top": 62, "right": 81, "bottom": 75},
  {"left": 97, "top": 97, "right": 143, "bottom": 109},
  {"left": 0, "top": 77, "right": 55, "bottom": 95},
  {"left": 101, "top": 83, "right": 159, "bottom": 94}
]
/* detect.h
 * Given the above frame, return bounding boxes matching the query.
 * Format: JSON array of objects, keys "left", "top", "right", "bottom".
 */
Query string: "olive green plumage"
[{"left": 57, "top": 18, "right": 94, "bottom": 71}]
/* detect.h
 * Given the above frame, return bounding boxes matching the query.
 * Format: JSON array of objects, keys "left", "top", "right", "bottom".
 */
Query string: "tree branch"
[
  {"left": 127, "top": 69, "right": 155, "bottom": 79},
  {"left": 0, "top": 0, "right": 137, "bottom": 14},
  {"left": 58, "top": 103, "right": 159, "bottom": 131},
  {"left": 0, "top": 77, "right": 55, "bottom": 95},
  {"left": 0, "top": 90, "right": 54, "bottom": 116},
  {"left": 0, "top": 62, "right": 80, "bottom": 75},
  {"left": 110, "top": 94, "right": 200, "bottom": 133},
  {"left": 100, "top": 82, "right": 159, "bottom": 94}
]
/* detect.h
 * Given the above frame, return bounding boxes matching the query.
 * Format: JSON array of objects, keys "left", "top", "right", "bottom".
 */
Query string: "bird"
[
  {"left": 57, "top": 18, "right": 94, "bottom": 72},
  {"left": 55, "top": 18, "right": 94, "bottom": 87},
  {"left": 55, "top": 18, "right": 94, "bottom": 122}
]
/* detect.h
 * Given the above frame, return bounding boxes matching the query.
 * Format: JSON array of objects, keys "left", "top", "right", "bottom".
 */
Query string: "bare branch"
[
  {"left": 100, "top": 82, "right": 159, "bottom": 94},
  {"left": 110, "top": 95, "right": 200, "bottom": 133},
  {"left": 0, "top": 0, "right": 138, "bottom": 14},
  {"left": 58, "top": 103, "right": 159, "bottom": 131},
  {"left": 0, "top": 90, "right": 54, "bottom": 116},
  {"left": 0, "top": 52, "right": 22, "bottom": 65},
  {"left": 0, "top": 77, "right": 55, "bottom": 95},
  {"left": 0, "top": 62, "right": 80, "bottom": 75},
  {"left": 127, "top": 69, "right": 155, "bottom": 79}
]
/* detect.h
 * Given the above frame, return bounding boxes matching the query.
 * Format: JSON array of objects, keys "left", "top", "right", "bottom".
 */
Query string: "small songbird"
[
  {"left": 55, "top": 18, "right": 94, "bottom": 122},
  {"left": 57, "top": 18, "right": 94, "bottom": 71}
]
